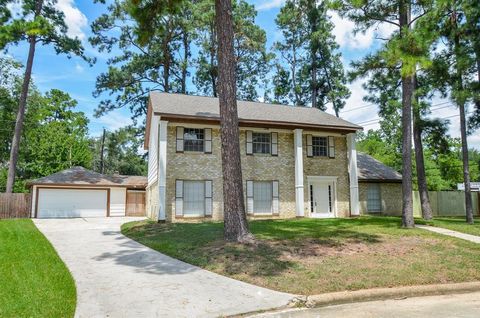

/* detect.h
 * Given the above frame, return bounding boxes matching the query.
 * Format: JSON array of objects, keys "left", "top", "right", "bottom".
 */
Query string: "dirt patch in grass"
[{"left": 122, "top": 217, "right": 480, "bottom": 295}]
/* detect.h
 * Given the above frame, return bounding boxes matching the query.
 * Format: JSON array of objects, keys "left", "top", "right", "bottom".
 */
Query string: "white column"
[
  {"left": 31, "top": 185, "right": 37, "bottom": 218},
  {"left": 158, "top": 120, "right": 168, "bottom": 221},
  {"left": 347, "top": 133, "right": 360, "bottom": 216},
  {"left": 294, "top": 129, "right": 305, "bottom": 217}
]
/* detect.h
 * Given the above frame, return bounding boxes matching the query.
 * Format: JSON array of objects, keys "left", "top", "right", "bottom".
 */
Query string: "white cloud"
[
  {"left": 55, "top": 0, "right": 88, "bottom": 41},
  {"left": 255, "top": 0, "right": 285, "bottom": 11},
  {"left": 91, "top": 111, "right": 133, "bottom": 133},
  {"left": 330, "top": 12, "right": 374, "bottom": 50},
  {"left": 75, "top": 62, "right": 84, "bottom": 73},
  {"left": 330, "top": 12, "right": 397, "bottom": 50}
]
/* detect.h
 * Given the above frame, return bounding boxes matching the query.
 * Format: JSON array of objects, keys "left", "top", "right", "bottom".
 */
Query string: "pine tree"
[{"left": 0, "top": 0, "right": 89, "bottom": 193}]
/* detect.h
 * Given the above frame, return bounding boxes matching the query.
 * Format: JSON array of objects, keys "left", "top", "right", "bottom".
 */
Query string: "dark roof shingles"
[
  {"left": 149, "top": 92, "right": 361, "bottom": 131},
  {"left": 357, "top": 152, "right": 402, "bottom": 182},
  {"left": 29, "top": 166, "right": 147, "bottom": 187}
]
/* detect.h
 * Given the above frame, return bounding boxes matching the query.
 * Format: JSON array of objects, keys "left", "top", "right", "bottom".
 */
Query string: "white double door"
[{"left": 310, "top": 180, "right": 335, "bottom": 217}]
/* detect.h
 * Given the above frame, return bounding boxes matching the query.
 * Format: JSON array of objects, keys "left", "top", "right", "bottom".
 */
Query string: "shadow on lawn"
[
  {"left": 93, "top": 231, "right": 201, "bottom": 276},
  {"left": 116, "top": 217, "right": 392, "bottom": 278}
]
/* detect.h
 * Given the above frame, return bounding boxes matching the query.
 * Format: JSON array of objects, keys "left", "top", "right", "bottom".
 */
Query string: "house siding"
[
  {"left": 147, "top": 115, "right": 159, "bottom": 186},
  {"left": 163, "top": 124, "right": 350, "bottom": 222},
  {"left": 359, "top": 182, "right": 402, "bottom": 215},
  {"left": 146, "top": 181, "right": 159, "bottom": 220}
]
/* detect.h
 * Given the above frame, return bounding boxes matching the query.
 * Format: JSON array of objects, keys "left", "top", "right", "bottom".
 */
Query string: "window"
[
  {"left": 253, "top": 181, "right": 273, "bottom": 213},
  {"left": 183, "top": 181, "right": 205, "bottom": 216},
  {"left": 252, "top": 132, "right": 271, "bottom": 154},
  {"left": 312, "top": 136, "right": 328, "bottom": 157},
  {"left": 183, "top": 128, "right": 204, "bottom": 152},
  {"left": 367, "top": 184, "right": 382, "bottom": 212},
  {"left": 175, "top": 180, "right": 212, "bottom": 217}
]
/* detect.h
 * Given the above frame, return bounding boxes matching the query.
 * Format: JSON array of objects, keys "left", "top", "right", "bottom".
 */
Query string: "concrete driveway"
[{"left": 33, "top": 217, "right": 294, "bottom": 318}]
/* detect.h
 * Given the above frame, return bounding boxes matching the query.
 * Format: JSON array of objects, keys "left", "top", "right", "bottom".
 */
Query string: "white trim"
[
  {"left": 158, "top": 120, "right": 168, "bottom": 221},
  {"left": 303, "top": 131, "right": 344, "bottom": 137},
  {"left": 31, "top": 185, "right": 37, "bottom": 217},
  {"left": 307, "top": 176, "right": 338, "bottom": 218},
  {"left": 294, "top": 129, "right": 305, "bottom": 216},
  {"left": 347, "top": 133, "right": 360, "bottom": 216}
]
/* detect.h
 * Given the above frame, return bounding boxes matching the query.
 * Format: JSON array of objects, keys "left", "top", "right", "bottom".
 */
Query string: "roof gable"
[
  {"left": 28, "top": 166, "right": 147, "bottom": 188},
  {"left": 145, "top": 92, "right": 361, "bottom": 148},
  {"left": 357, "top": 153, "right": 402, "bottom": 182}
]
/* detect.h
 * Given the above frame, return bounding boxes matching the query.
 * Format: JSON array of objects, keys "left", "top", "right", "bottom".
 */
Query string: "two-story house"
[{"left": 145, "top": 92, "right": 363, "bottom": 222}]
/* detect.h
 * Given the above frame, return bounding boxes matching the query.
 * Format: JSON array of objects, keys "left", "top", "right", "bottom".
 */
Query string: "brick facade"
[
  {"left": 359, "top": 182, "right": 402, "bottom": 216},
  {"left": 149, "top": 123, "right": 352, "bottom": 222}
]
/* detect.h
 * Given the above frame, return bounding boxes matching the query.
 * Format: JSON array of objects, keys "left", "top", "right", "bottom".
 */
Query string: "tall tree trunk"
[
  {"left": 215, "top": 0, "right": 252, "bottom": 242},
  {"left": 6, "top": 0, "right": 43, "bottom": 193},
  {"left": 399, "top": 0, "right": 414, "bottom": 228},
  {"left": 210, "top": 25, "right": 218, "bottom": 97},
  {"left": 181, "top": 29, "right": 189, "bottom": 94},
  {"left": 162, "top": 25, "right": 172, "bottom": 93},
  {"left": 452, "top": 12, "right": 474, "bottom": 224},
  {"left": 413, "top": 78, "right": 433, "bottom": 220},
  {"left": 459, "top": 99, "right": 474, "bottom": 224}
]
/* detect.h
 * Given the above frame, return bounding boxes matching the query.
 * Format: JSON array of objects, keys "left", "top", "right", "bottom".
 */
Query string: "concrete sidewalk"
[
  {"left": 34, "top": 217, "right": 294, "bottom": 318},
  {"left": 416, "top": 225, "right": 480, "bottom": 244}
]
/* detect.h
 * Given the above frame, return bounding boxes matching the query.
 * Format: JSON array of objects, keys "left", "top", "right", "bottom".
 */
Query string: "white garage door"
[{"left": 37, "top": 188, "right": 108, "bottom": 218}]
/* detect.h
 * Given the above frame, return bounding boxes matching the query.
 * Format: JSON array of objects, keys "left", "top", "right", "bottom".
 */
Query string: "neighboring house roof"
[
  {"left": 357, "top": 152, "right": 402, "bottom": 182},
  {"left": 145, "top": 92, "right": 362, "bottom": 149},
  {"left": 28, "top": 166, "right": 147, "bottom": 188}
]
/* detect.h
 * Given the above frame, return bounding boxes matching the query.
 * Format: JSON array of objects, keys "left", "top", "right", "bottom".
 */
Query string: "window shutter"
[
  {"left": 246, "top": 130, "right": 253, "bottom": 155},
  {"left": 204, "top": 128, "right": 212, "bottom": 154},
  {"left": 272, "top": 181, "right": 279, "bottom": 215},
  {"left": 205, "top": 180, "right": 213, "bottom": 216},
  {"left": 271, "top": 132, "right": 278, "bottom": 156},
  {"left": 175, "top": 180, "right": 183, "bottom": 216},
  {"left": 306, "top": 134, "right": 313, "bottom": 157},
  {"left": 328, "top": 136, "right": 335, "bottom": 158},
  {"left": 246, "top": 180, "right": 254, "bottom": 214},
  {"left": 176, "top": 127, "right": 184, "bottom": 152}
]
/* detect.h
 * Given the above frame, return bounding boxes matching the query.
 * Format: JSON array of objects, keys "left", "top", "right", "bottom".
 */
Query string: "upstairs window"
[
  {"left": 252, "top": 132, "right": 271, "bottom": 154},
  {"left": 176, "top": 127, "right": 212, "bottom": 153},
  {"left": 306, "top": 135, "right": 335, "bottom": 158},
  {"left": 184, "top": 128, "right": 204, "bottom": 152},
  {"left": 312, "top": 136, "right": 328, "bottom": 157},
  {"left": 246, "top": 131, "right": 278, "bottom": 156}
]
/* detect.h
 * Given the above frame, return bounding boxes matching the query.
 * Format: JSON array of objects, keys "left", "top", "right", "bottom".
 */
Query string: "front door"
[{"left": 310, "top": 181, "right": 335, "bottom": 217}]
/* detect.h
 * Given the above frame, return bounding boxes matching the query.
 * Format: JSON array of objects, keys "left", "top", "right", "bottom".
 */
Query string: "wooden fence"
[
  {"left": 0, "top": 193, "right": 32, "bottom": 219},
  {"left": 413, "top": 191, "right": 480, "bottom": 217}
]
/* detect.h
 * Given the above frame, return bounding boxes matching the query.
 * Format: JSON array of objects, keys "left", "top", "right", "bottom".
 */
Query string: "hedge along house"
[
  {"left": 357, "top": 152, "right": 403, "bottom": 215},
  {"left": 145, "top": 92, "right": 364, "bottom": 222},
  {"left": 29, "top": 167, "right": 147, "bottom": 218}
]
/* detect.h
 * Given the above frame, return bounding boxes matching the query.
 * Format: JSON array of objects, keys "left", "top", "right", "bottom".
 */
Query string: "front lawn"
[
  {"left": 122, "top": 217, "right": 480, "bottom": 295},
  {"left": 422, "top": 217, "right": 480, "bottom": 236},
  {"left": 0, "top": 219, "right": 76, "bottom": 318}
]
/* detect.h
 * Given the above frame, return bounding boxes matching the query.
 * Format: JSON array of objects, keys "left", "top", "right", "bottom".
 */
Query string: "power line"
[{"left": 358, "top": 111, "right": 474, "bottom": 126}]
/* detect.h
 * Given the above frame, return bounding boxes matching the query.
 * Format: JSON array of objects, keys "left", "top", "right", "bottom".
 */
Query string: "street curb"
[
  {"left": 236, "top": 282, "right": 480, "bottom": 317},
  {"left": 302, "top": 281, "right": 480, "bottom": 308}
]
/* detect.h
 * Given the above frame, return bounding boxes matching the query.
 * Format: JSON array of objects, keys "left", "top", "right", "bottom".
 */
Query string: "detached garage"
[{"left": 29, "top": 167, "right": 147, "bottom": 218}]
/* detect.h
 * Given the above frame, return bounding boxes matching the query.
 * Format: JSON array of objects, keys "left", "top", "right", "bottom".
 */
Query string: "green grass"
[
  {"left": 122, "top": 216, "right": 480, "bottom": 295},
  {"left": 419, "top": 217, "right": 480, "bottom": 236},
  {"left": 0, "top": 219, "right": 76, "bottom": 318}
]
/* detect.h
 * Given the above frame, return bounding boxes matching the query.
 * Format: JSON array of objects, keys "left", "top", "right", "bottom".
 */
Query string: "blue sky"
[{"left": 5, "top": 0, "right": 479, "bottom": 149}]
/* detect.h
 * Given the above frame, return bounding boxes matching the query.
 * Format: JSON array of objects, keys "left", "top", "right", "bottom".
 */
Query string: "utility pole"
[{"left": 100, "top": 128, "right": 106, "bottom": 174}]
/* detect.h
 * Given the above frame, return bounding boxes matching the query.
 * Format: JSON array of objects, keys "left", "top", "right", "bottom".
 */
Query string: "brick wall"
[
  {"left": 303, "top": 136, "right": 350, "bottom": 217},
  {"left": 359, "top": 182, "right": 403, "bottom": 216},
  {"left": 162, "top": 123, "right": 351, "bottom": 222}
]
